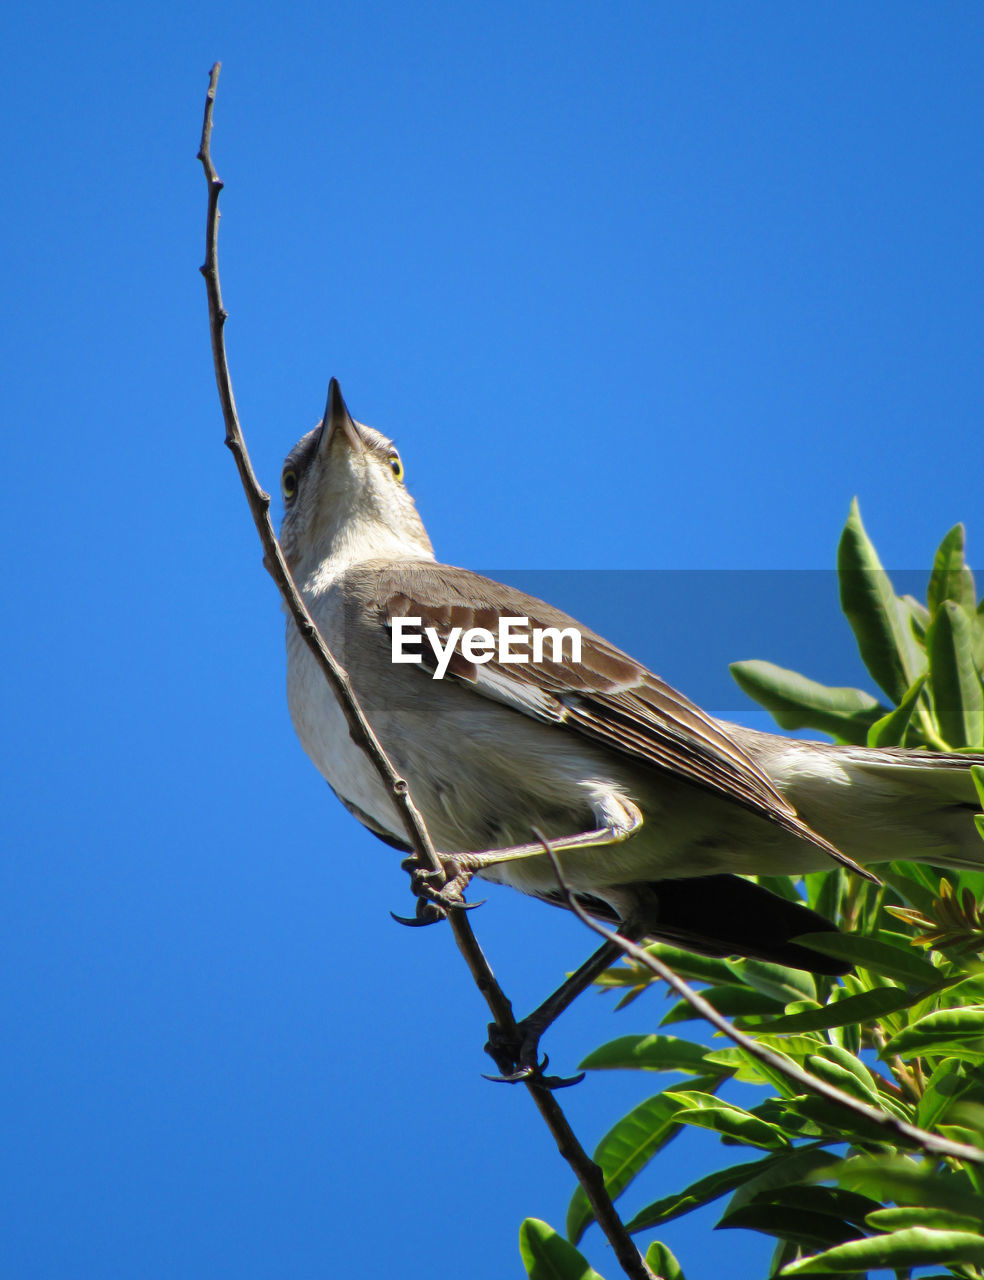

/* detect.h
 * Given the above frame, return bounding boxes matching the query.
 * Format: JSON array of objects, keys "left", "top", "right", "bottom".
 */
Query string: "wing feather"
[{"left": 345, "top": 560, "right": 873, "bottom": 878}]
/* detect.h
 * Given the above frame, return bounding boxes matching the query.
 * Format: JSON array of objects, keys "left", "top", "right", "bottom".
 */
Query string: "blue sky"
[{"left": 2, "top": 4, "right": 982, "bottom": 1278}]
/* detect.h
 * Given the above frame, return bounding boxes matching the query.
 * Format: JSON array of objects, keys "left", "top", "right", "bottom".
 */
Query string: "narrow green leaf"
[
  {"left": 717, "top": 1203, "right": 858, "bottom": 1249},
  {"left": 703, "top": 1039, "right": 824, "bottom": 1091},
  {"left": 838, "top": 498, "right": 927, "bottom": 702},
  {"left": 642, "top": 943, "right": 743, "bottom": 986},
  {"left": 866, "top": 674, "right": 927, "bottom": 747},
  {"left": 643, "top": 1240, "right": 686, "bottom": 1280},
  {"left": 882, "top": 1006, "right": 984, "bottom": 1060},
  {"left": 518, "top": 1219, "right": 606, "bottom": 1280},
  {"left": 665, "top": 1091, "right": 790, "bottom": 1149},
  {"left": 775, "top": 1096, "right": 898, "bottom": 1146},
  {"left": 750, "top": 1184, "right": 880, "bottom": 1226},
  {"left": 822, "top": 987, "right": 861, "bottom": 1056},
  {"left": 625, "top": 1153, "right": 785, "bottom": 1234},
  {"left": 779, "top": 1226, "right": 984, "bottom": 1274},
  {"left": 971, "top": 764, "right": 984, "bottom": 809},
  {"left": 917, "top": 1060, "right": 984, "bottom": 1130},
  {"left": 927, "top": 602, "right": 984, "bottom": 748},
  {"left": 804, "top": 1045, "right": 886, "bottom": 1110},
  {"left": 729, "top": 659, "right": 886, "bottom": 744},
  {"left": 725, "top": 958, "right": 816, "bottom": 1006},
  {"left": 659, "top": 985, "right": 783, "bottom": 1027},
  {"left": 756, "top": 985, "right": 931, "bottom": 1034},
  {"left": 791, "top": 931, "right": 941, "bottom": 986},
  {"left": 578, "top": 1035, "right": 722, "bottom": 1076},
  {"left": 725, "top": 1146, "right": 842, "bottom": 1216},
  {"left": 831, "top": 1154, "right": 984, "bottom": 1219},
  {"left": 901, "top": 593, "right": 932, "bottom": 641},
  {"left": 881, "top": 865, "right": 942, "bottom": 918},
  {"left": 805, "top": 867, "right": 846, "bottom": 921},
  {"left": 566, "top": 1095, "right": 683, "bottom": 1244},
  {"left": 866, "top": 1206, "right": 984, "bottom": 1232},
  {"left": 928, "top": 524, "right": 977, "bottom": 617}
]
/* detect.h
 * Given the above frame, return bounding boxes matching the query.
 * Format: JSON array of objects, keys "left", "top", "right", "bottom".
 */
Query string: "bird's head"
[{"left": 279, "top": 379, "right": 434, "bottom": 576}]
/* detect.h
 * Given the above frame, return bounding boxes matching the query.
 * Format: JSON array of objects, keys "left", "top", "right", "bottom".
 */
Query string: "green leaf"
[
  {"left": 779, "top": 1226, "right": 984, "bottom": 1274},
  {"left": 838, "top": 498, "right": 927, "bottom": 703},
  {"left": 659, "top": 984, "right": 784, "bottom": 1027},
  {"left": 901, "top": 593, "right": 932, "bottom": 641},
  {"left": 971, "top": 764, "right": 984, "bottom": 810},
  {"left": 625, "top": 1153, "right": 786, "bottom": 1233},
  {"left": 578, "top": 1035, "right": 723, "bottom": 1076},
  {"left": 882, "top": 1005, "right": 984, "bottom": 1060},
  {"left": 831, "top": 1154, "right": 984, "bottom": 1219},
  {"left": 725, "top": 1146, "right": 842, "bottom": 1215},
  {"left": 703, "top": 1040, "right": 821, "bottom": 1091},
  {"left": 752, "top": 1183, "right": 881, "bottom": 1225},
  {"left": 881, "top": 864, "right": 943, "bottom": 918},
  {"left": 917, "top": 1059, "right": 984, "bottom": 1130},
  {"left": 639, "top": 943, "right": 743, "bottom": 986},
  {"left": 643, "top": 1240, "right": 686, "bottom": 1280},
  {"left": 774, "top": 1096, "right": 898, "bottom": 1146},
  {"left": 518, "top": 1219, "right": 606, "bottom": 1280},
  {"left": 866, "top": 674, "right": 927, "bottom": 747},
  {"left": 755, "top": 985, "right": 931, "bottom": 1034},
  {"left": 927, "top": 601, "right": 984, "bottom": 748},
  {"left": 716, "top": 1202, "right": 858, "bottom": 1249},
  {"left": 725, "top": 958, "right": 816, "bottom": 1006},
  {"left": 803, "top": 1045, "right": 887, "bottom": 1110},
  {"left": 928, "top": 524, "right": 977, "bottom": 617},
  {"left": 804, "top": 867, "right": 847, "bottom": 922},
  {"left": 791, "top": 931, "right": 941, "bottom": 986},
  {"left": 565, "top": 1095, "right": 683, "bottom": 1244},
  {"left": 664, "top": 1091, "right": 790, "bottom": 1149},
  {"left": 866, "top": 1206, "right": 984, "bottom": 1232},
  {"left": 729, "top": 659, "right": 886, "bottom": 744}
]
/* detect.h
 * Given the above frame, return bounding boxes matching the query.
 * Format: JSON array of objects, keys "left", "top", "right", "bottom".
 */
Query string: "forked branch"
[{"left": 197, "top": 63, "right": 655, "bottom": 1280}]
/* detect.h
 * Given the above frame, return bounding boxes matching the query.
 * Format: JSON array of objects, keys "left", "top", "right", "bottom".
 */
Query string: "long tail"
[{"left": 736, "top": 728, "right": 984, "bottom": 870}]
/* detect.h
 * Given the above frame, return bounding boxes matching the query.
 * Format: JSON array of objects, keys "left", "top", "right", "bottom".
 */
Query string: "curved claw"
[
  {"left": 389, "top": 902, "right": 446, "bottom": 928},
  {"left": 482, "top": 1067, "right": 535, "bottom": 1084},
  {"left": 541, "top": 1070, "right": 586, "bottom": 1090},
  {"left": 481, "top": 1061, "right": 586, "bottom": 1090},
  {"left": 448, "top": 896, "right": 486, "bottom": 912}
]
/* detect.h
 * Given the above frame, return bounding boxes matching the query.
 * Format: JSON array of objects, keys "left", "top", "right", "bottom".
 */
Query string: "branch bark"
[{"left": 197, "top": 62, "right": 655, "bottom": 1280}]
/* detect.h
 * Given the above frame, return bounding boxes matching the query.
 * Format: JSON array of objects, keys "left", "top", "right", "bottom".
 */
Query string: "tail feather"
[
  {"left": 735, "top": 728, "right": 984, "bottom": 871},
  {"left": 626, "top": 874, "right": 851, "bottom": 976}
]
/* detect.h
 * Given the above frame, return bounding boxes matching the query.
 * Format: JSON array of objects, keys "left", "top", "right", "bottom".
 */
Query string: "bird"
[{"left": 279, "top": 381, "right": 984, "bottom": 1019}]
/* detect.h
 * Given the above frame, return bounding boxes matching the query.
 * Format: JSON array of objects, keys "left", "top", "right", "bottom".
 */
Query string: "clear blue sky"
[{"left": 2, "top": 4, "right": 982, "bottom": 1278}]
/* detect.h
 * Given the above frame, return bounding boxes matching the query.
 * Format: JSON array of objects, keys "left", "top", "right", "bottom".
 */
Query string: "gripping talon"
[{"left": 390, "top": 899, "right": 446, "bottom": 927}]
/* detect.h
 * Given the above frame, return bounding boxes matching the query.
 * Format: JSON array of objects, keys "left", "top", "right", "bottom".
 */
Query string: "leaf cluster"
[{"left": 520, "top": 507, "right": 984, "bottom": 1279}]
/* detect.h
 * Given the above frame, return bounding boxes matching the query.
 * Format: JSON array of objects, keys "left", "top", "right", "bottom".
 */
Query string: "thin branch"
[
  {"left": 197, "top": 64, "right": 654, "bottom": 1280},
  {"left": 538, "top": 837, "right": 984, "bottom": 1167}
]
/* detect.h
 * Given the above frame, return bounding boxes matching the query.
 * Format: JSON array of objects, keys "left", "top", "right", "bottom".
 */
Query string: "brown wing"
[{"left": 345, "top": 559, "right": 874, "bottom": 879}]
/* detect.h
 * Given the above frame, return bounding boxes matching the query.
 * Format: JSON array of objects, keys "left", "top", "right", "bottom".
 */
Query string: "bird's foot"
[
  {"left": 483, "top": 1021, "right": 585, "bottom": 1089},
  {"left": 392, "top": 855, "right": 484, "bottom": 926}
]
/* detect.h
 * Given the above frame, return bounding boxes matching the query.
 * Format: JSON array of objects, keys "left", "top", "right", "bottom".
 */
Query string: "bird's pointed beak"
[{"left": 319, "top": 378, "right": 363, "bottom": 455}]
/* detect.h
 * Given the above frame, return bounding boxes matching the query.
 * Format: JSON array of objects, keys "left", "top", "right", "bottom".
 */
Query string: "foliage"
[{"left": 520, "top": 505, "right": 984, "bottom": 1279}]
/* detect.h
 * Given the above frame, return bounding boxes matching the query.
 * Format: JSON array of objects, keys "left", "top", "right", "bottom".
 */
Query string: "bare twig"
[
  {"left": 197, "top": 63, "right": 655, "bottom": 1280},
  {"left": 537, "top": 837, "right": 984, "bottom": 1167}
]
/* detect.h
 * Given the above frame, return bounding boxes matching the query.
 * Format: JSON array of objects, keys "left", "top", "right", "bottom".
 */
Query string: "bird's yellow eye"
[
  {"left": 282, "top": 469, "right": 298, "bottom": 502},
  {"left": 388, "top": 453, "right": 404, "bottom": 483}
]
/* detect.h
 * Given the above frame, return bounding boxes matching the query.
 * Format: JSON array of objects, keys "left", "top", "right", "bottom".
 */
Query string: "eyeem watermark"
[{"left": 391, "top": 616, "right": 582, "bottom": 679}]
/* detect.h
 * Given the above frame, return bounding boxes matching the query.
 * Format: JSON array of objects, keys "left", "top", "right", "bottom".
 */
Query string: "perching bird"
[{"left": 279, "top": 381, "right": 984, "bottom": 986}]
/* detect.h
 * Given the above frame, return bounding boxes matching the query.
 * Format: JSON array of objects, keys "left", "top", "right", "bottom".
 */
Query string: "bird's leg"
[
  {"left": 454, "top": 798, "right": 644, "bottom": 874},
  {"left": 484, "top": 935, "right": 641, "bottom": 1086},
  {"left": 396, "top": 799, "right": 641, "bottom": 924}
]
